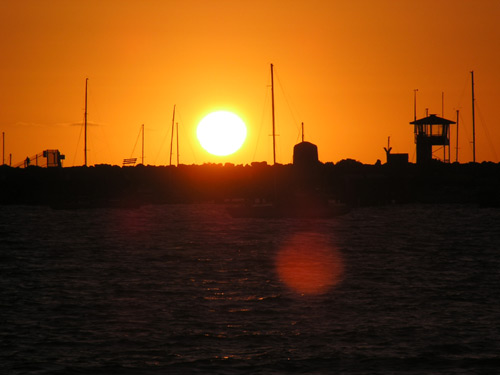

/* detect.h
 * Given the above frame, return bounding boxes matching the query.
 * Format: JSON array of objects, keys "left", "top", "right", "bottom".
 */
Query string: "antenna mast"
[
  {"left": 169, "top": 105, "right": 176, "bottom": 166},
  {"left": 301, "top": 122, "right": 304, "bottom": 143},
  {"left": 471, "top": 71, "right": 476, "bottom": 163},
  {"left": 271, "top": 64, "right": 276, "bottom": 165},
  {"left": 84, "top": 78, "right": 88, "bottom": 166}
]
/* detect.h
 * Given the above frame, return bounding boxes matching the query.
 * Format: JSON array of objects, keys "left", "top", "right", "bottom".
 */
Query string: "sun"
[{"left": 197, "top": 111, "right": 247, "bottom": 156}]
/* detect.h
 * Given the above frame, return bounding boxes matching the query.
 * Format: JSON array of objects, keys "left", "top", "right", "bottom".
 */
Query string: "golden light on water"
[{"left": 275, "top": 232, "right": 344, "bottom": 295}]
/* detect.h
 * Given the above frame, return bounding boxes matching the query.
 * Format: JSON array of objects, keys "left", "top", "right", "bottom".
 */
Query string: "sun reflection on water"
[{"left": 275, "top": 232, "right": 344, "bottom": 295}]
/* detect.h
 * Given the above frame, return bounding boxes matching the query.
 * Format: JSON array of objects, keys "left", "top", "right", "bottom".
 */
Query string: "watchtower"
[{"left": 410, "top": 114, "right": 455, "bottom": 164}]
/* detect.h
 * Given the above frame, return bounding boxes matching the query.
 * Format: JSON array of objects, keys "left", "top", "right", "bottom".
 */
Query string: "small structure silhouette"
[
  {"left": 410, "top": 114, "right": 455, "bottom": 164},
  {"left": 122, "top": 158, "right": 137, "bottom": 167},
  {"left": 15, "top": 150, "right": 65, "bottom": 168},
  {"left": 293, "top": 122, "right": 319, "bottom": 169},
  {"left": 43, "top": 150, "right": 65, "bottom": 167},
  {"left": 384, "top": 136, "right": 408, "bottom": 166},
  {"left": 293, "top": 141, "right": 319, "bottom": 168}
]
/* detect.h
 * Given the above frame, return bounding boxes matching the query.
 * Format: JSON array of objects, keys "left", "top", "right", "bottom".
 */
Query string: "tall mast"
[
  {"left": 471, "top": 71, "right": 476, "bottom": 163},
  {"left": 84, "top": 78, "right": 88, "bottom": 166},
  {"left": 141, "top": 124, "right": 145, "bottom": 165},
  {"left": 413, "top": 89, "right": 418, "bottom": 121},
  {"left": 176, "top": 122, "right": 179, "bottom": 166},
  {"left": 447, "top": 112, "right": 450, "bottom": 163},
  {"left": 271, "top": 64, "right": 276, "bottom": 165},
  {"left": 2, "top": 132, "right": 4, "bottom": 165},
  {"left": 442, "top": 92, "right": 444, "bottom": 117},
  {"left": 301, "top": 122, "right": 304, "bottom": 142},
  {"left": 169, "top": 105, "right": 176, "bottom": 166},
  {"left": 456, "top": 109, "right": 459, "bottom": 163}
]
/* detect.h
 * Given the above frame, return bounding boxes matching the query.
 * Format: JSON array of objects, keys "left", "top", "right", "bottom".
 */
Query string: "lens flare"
[{"left": 275, "top": 232, "right": 344, "bottom": 295}]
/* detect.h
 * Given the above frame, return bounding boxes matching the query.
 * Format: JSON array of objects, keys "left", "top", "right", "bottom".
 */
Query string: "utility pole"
[{"left": 2, "top": 132, "right": 4, "bottom": 165}]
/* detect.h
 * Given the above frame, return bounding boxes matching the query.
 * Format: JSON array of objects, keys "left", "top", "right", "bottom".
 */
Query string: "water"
[{"left": 1, "top": 204, "right": 500, "bottom": 374}]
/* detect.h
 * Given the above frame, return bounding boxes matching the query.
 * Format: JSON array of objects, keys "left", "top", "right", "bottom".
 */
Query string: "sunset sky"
[{"left": 1, "top": 0, "right": 499, "bottom": 167}]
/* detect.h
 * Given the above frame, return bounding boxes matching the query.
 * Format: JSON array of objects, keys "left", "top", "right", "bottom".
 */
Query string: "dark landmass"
[{"left": 1, "top": 160, "right": 499, "bottom": 208}]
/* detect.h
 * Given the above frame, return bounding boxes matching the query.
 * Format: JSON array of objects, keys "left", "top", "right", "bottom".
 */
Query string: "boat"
[{"left": 227, "top": 64, "right": 350, "bottom": 218}]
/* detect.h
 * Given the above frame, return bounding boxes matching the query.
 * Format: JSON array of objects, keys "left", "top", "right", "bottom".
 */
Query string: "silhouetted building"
[
  {"left": 410, "top": 114, "right": 455, "bottom": 165},
  {"left": 43, "top": 150, "right": 65, "bottom": 167},
  {"left": 293, "top": 141, "right": 319, "bottom": 168},
  {"left": 15, "top": 149, "right": 65, "bottom": 168},
  {"left": 386, "top": 152, "right": 409, "bottom": 166}
]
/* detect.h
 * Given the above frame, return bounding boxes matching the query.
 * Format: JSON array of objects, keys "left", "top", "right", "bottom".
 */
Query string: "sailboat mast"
[
  {"left": 471, "top": 71, "right": 476, "bottom": 163},
  {"left": 176, "top": 122, "right": 179, "bottom": 166},
  {"left": 169, "top": 105, "right": 176, "bottom": 166},
  {"left": 141, "top": 124, "right": 144, "bottom": 165},
  {"left": 84, "top": 78, "right": 88, "bottom": 167},
  {"left": 456, "top": 109, "right": 459, "bottom": 163},
  {"left": 271, "top": 64, "right": 276, "bottom": 165}
]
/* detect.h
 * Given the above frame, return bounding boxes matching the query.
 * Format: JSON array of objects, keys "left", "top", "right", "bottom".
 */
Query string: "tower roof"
[{"left": 410, "top": 114, "right": 456, "bottom": 125}]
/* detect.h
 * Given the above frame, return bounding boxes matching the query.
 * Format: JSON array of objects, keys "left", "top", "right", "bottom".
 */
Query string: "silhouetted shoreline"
[{"left": 1, "top": 160, "right": 499, "bottom": 209}]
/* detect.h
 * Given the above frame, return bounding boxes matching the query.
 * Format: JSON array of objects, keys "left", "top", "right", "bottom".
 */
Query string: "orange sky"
[{"left": 1, "top": 0, "right": 499, "bottom": 167}]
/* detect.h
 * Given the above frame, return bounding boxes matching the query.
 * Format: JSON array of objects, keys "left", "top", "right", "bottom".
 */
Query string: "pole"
[
  {"left": 447, "top": 121, "right": 450, "bottom": 163},
  {"left": 413, "top": 89, "right": 418, "bottom": 121},
  {"left": 169, "top": 105, "right": 176, "bottom": 166},
  {"left": 176, "top": 122, "right": 179, "bottom": 166},
  {"left": 456, "top": 109, "right": 459, "bottom": 163},
  {"left": 471, "top": 71, "right": 476, "bottom": 163},
  {"left": 444, "top": 92, "right": 449, "bottom": 162},
  {"left": 444, "top": 131, "right": 446, "bottom": 162},
  {"left": 271, "top": 64, "right": 276, "bottom": 165},
  {"left": 84, "top": 78, "right": 88, "bottom": 167},
  {"left": 301, "top": 122, "right": 304, "bottom": 143},
  {"left": 2, "top": 132, "right": 4, "bottom": 165},
  {"left": 141, "top": 124, "right": 144, "bottom": 165},
  {"left": 442, "top": 92, "right": 444, "bottom": 117}
]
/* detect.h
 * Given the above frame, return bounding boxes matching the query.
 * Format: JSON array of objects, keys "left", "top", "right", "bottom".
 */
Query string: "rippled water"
[{"left": 1, "top": 204, "right": 500, "bottom": 374}]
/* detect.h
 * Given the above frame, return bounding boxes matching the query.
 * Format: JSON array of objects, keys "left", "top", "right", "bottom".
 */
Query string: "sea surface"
[{"left": 1, "top": 203, "right": 500, "bottom": 374}]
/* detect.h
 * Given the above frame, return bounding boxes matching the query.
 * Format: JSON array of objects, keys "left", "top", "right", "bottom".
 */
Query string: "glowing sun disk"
[{"left": 197, "top": 111, "right": 247, "bottom": 156}]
